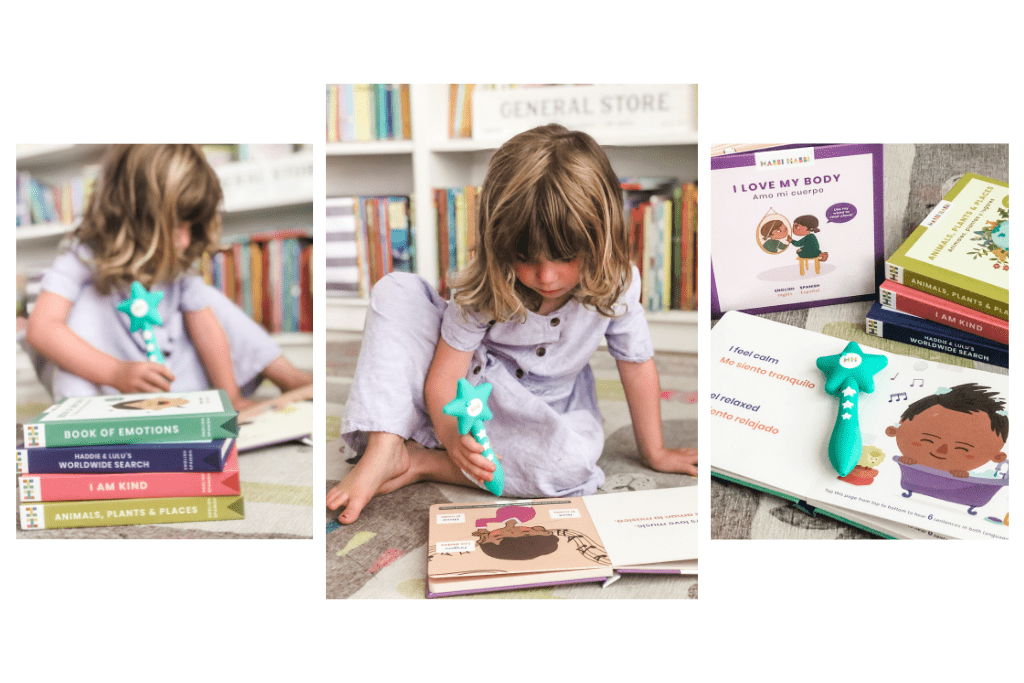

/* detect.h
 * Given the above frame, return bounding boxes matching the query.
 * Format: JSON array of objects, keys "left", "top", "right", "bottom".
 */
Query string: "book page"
[
  {"left": 427, "top": 499, "right": 610, "bottom": 578},
  {"left": 711, "top": 145, "right": 879, "bottom": 312},
  {"left": 713, "top": 313, "right": 1009, "bottom": 540},
  {"left": 583, "top": 487, "right": 697, "bottom": 567},
  {"left": 710, "top": 312, "right": 838, "bottom": 497},
  {"left": 804, "top": 350, "right": 1009, "bottom": 540}
]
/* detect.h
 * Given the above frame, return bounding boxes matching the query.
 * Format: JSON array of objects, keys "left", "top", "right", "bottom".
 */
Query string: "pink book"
[
  {"left": 18, "top": 443, "right": 241, "bottom": 503},
  {"left": 879, "top": 280, "right": 1008, "bottom": 345}
]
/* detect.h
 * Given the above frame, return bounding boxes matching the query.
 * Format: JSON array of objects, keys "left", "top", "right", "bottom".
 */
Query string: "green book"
[
  {"left": 23, "top": 390, "right": 238, "bottom": 449},
  {"left": 885, "top": 173, "right": 1009, "bottom": 320},
  {"left": 20, "top": 495, "right": 245, "bottom": 530}
]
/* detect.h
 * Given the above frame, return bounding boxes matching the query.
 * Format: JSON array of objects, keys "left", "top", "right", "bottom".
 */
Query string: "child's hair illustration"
[
  {"left": 450, "top": 124, "right": 632, "bottom": 321},
  {"left": 760, "top": 219, "right": 786, "bottom": 240},
  {"left": 74, "top": 144, "right": 223, "bottom": 294},
  {"left": 899, "top": 383, "right": 1009, "bottom": 442},
  {"left": 793, "top": 215, "right": 820, "bottom": 232},
  {"left": 476, "top": 533, "right": 560, "bottom": 561}
]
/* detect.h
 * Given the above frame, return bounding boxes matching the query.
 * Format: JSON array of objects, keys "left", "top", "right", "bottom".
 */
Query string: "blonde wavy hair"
[
  {"left": 451, "top": 124, "right": 631, "bottom": 321},
  {"left": 73, "top": 144, "right": 222, "bottom": 294}
]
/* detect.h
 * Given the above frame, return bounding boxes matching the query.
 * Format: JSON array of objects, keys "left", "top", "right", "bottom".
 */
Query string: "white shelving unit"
[
  {"left": 16, "top": 144, "right": 314, "bottom": 347},
  {"left": 326, "top": 84, "right": 698, "bottom": 353}
]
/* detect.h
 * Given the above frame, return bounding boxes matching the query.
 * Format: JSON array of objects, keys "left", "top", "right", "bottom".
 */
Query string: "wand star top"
[
  {"left": 816, "top": 342, "right": 887, "bottom": 396},
  {"left": 443, "top": 379, "right": 493, "bottom": 434},
  {"left": 117, "top": 282, "right": 166, "bottom": 364}
]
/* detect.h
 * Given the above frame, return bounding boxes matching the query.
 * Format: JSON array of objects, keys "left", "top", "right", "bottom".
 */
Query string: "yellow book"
[
  {"left": 353, "top": 84, "right": 373, "bottom": 142},
  {"left": 455, "top": 189, "right": 468, "bottom": 271},
  {"left": 663, "top": 198, "right": 672, "bottom": 310}
]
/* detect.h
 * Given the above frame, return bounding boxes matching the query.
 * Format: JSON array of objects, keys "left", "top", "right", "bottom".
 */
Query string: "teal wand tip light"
[
  {"left": 816, "top": 341, "right": 887, "bottom": 477},
  {"left": 443, "top": 378, "right": 505, "bottom": 496},
  {"left": 117, "top": 282, "right": 166, "bottom": 365}
]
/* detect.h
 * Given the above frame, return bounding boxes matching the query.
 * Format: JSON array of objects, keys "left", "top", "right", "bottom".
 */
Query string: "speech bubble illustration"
[{"left": 826, "top": 202, "right": 857, "bottom": 224}]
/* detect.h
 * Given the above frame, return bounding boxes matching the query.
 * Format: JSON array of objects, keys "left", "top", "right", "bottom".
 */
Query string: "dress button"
[
  {"left": 473, "top": 366, "right": 481, "bottom": 374},
  {"left": 550, "top": 318, "right": 560, "bottom": 326},
  {"left": 488, "top": 320, "right": 495, "bottom": 326},
  {"left": 516, "top": 368, "right": 524, "bottom": 378},
  {"left": 536, "top": 347, "right": 546, "bottom": 357}
]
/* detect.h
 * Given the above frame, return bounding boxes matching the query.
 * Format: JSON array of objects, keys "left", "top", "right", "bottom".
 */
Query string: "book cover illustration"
[
  {"left": 710, "top": 144, "right": 883, "bottom": 315},
  {"left": 428, "top": 500, "right": 611, "bottom": 578},
  {"left": 24, "top": 389, "right": 237, "bottom": 448},
  {"left": 887, "top": 174, "right": 1009, "bottom": 319},
  {"left": 711, "top": 312, "right": 1008, "bottom": 539}
]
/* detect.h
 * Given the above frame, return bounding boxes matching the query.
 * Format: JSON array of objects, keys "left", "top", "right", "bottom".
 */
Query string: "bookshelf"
[
  {"left": 326, "top": 84, "right": 698, "bottom": 353},
  {"left": 16, "top": 144, "right": 314, "bottom": 343}
]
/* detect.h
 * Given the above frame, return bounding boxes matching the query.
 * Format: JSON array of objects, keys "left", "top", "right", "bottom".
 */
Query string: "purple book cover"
[
  {"left": 710, "top": 144, "right": 884, "bottom": 316},
  {"left": 16, "top": 439, "right": 234, "bottom": 475}
]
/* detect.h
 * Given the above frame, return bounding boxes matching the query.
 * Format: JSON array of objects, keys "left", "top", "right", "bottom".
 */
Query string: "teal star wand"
[
  {"left": 117, "top": 282, "right": 166, "bottom": 364},
  {"left": 443, "top": 378, "right": 505, "bottom": 496},
  {"left": 816, "top": 342, "right": 887, "bottom": 477}
]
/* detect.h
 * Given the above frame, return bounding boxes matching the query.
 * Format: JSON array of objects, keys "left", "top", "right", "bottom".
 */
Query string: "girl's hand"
[
  {"left": 229, "top": 395, "right": 260, "bottom": 413},
  {"left": 113, "top": 361, "right": 176, "bottom": 394},
  {"left": 445, "top": 433, "right": 499, "bottom": 485},
  {"left": 641, "top": 446, "right": 698, "bottom": 477}
]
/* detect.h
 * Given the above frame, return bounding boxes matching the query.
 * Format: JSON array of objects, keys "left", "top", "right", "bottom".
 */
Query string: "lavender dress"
[
  {"left": 29, "top": 245, "right": 282, "bottom": 401},
  {"left": 340, "top": 266, "right": 653, "bottom": 498}
]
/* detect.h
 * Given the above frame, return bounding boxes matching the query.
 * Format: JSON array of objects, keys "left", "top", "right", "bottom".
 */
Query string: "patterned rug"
[
  {"left": 710, "top": 143, "right": 1010, "bottom": 540},
  {"left": 327, "top": 334, "right": 698, "bottom": 599},
  {"left": 15, "top": 340, "right": 315, "bottom": 539}
]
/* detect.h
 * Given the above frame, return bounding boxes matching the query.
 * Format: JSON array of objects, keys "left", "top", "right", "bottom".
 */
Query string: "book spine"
[
  {"left": 885, "top": 260, "right": 1009, "bottom": 321},
  {"left": 866, "top": 306, "right": 1008, "bottom": 368},
  {"left": 20, "top": 495, "right": 245, "bottom": 530},
  {"left": 19, "top": 458, "right": 240, "bottom": 502},
  {"left": 879, "top": 281, "right": 1008, "bottom": 345},
  {"left": 16, "top": 441, "right": 230, "bottom": 474}
]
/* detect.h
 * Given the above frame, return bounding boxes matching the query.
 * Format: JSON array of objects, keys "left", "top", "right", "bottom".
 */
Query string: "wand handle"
[
  {"left": 140, "top": 322, "right": 165, "bottom": 364},
  {"left": 829, "top": 378, "right": 861, "bottom": 477}
]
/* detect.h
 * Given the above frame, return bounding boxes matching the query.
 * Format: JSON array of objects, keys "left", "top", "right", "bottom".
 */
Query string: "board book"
[
  {"left": 16, "top": 438, "right": 235, "bottom": 474},
  {"left": 22, "top": 390, "right": 238, "bottom": 448},
  {"left": 866, "top": 302, "right": 1008, "bottom": 368},
  {"left": 710, "top": 144, "right": 884, "bottom": 316},
  {"left": 879, "top": 280, "right": 1008, "bottom": 346},
  {"left": 19, "top": 495, "right": 245, "bottom": 530},
  {"left": 885, "top": 173, "right": 1009, "bottom": 321},
  {"left": 19, "top": 442, "right": 240, "bottom": 503},
  {"left": 426, "top": 487, "right": 697, "bottom": 597},
  {"left": 711, "top": 312, "right": 1009, "bottom": 540}
]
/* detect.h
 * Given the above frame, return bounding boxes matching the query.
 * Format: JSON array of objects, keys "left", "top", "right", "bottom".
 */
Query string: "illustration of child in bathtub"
[{"left": 885, "top": 383, "right": 1008, "bottom": 479}]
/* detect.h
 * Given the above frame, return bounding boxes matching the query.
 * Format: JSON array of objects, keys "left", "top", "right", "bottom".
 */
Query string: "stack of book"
[
  {"left": 325, "top": 196, "right": 415, "bottom": 299},
  {"left": 18, "top": 390, "right": 244, "bottom": 531},
  {"left": 622, "top": 178, "right": 698, "bottom": 312},
  {"left": 326, "top": 84, "right": 412, "bottom": 143},
  {"left": 868, "top": 173, "right": 1009, "bottom": 367},
  {"left": 200, "top": 229, "right": 313, "bottom": 333}
]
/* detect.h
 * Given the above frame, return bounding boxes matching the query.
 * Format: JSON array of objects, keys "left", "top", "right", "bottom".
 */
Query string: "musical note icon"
[
  {"left": 890, "top": 372, "right": 899, "bottom": 380},
  {"left": 889, "top": 392, "right": 908, "bottom": 402},
  {"left": 910, "top": 378, "right": 924, "bottom": 387}
]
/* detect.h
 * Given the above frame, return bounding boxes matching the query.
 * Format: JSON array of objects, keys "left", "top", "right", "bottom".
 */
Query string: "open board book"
[
  {"left": 711, "top": 312, "right": 1009, "bottom": 540},
  {"left": 426, "top": 487, "right": 697, "bottom": 597}
]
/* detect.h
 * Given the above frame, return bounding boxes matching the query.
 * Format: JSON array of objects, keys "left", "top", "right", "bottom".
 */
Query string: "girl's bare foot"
[
  {"left": 327, "top": 432, "right": 411, "bottom": 524},
  {"left": 263, "top": 356, "right": 313, "bottom": 393}
]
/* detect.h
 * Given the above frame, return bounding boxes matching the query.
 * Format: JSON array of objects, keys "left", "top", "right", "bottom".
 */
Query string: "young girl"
[
  {"left": 328, "top": 124, "right": 698, "bottom": 524},
  {"left": 24, "top": 144, "right": 311, "bottom": 410}
]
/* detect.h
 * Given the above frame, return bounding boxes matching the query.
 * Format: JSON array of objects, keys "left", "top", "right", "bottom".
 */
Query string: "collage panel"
[
  {"left": 15, "top": 144, "right": 316, "bottom": 539},
  {"left": 324, "top": 84, "right": 700, "bottom": 598},
  {"left": 708, "top": 143, "right": 1010, "bottom": 540}
]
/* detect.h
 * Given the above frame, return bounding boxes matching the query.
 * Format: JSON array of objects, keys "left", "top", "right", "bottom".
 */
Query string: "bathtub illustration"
[{"left": 893, "top": 456, "right": 1009, "bottom": 515}]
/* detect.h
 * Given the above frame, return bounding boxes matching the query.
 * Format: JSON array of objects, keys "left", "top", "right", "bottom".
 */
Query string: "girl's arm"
[
  {"left": 616, "top": 357, "right": 698, "bottom": 476},
  {"left": 182, "top": 307, "right": 255, "bottom": 411},
  {"left": 424, "top": 338, "right": 496, "bottom": 484},
  {"left": 26, "top": 290, "right": 174, "bottom": 393}
]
